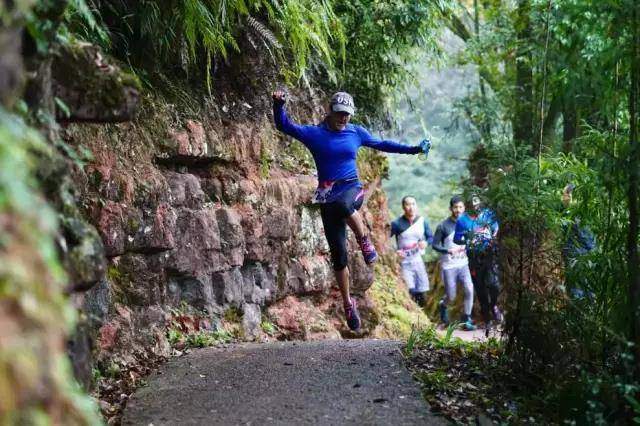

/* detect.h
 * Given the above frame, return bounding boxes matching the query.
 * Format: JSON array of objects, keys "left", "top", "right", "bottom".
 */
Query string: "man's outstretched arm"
[
  {"left": 490, "top": 211, "right": 499, "bottom": 237},
  {"left": 357, "top": 126, "right": 422, "bottom": 154}
]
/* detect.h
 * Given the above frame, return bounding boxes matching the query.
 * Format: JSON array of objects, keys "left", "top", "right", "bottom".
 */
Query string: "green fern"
[
  {"left": 62, "top": 0, "right": 345, "bottom": 88},
  {"left": 64, "top": 0, "right": 110, "bottom": 45},
  {"left": 247, "top": 15, "right": 282, "bottom": 49}
]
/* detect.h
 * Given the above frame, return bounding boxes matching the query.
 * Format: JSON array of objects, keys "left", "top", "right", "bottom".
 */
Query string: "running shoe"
[
  {"left": 462, "top": 315, "right": 477, "bottom": 331},
  {"left": 411, "top": 291, "right": 425, "bottom": 306},
  {"left": 358, "top": 235, "right": 378, "bottom": 264},
  {"left": 492, "top": 305, "right": 504, "bottom": 323},
  {"left": 344, "top": 298, "right": 361, "bottom": 331},
  {"left": 438, "top": 300, "right": 449, "bottom": 325}
]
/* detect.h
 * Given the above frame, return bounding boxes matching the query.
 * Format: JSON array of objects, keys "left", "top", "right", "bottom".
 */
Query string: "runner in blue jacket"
[
  {"left": 272, "top": 90, "right": 424, "bottom": 331},
  {"left": 454, "top": 196, "right": 502, "bottom": 329}
]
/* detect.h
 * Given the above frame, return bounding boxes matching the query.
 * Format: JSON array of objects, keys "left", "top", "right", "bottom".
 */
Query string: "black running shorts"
[{"left": 319, "top": 185, "right": 365, "bottom": 271}]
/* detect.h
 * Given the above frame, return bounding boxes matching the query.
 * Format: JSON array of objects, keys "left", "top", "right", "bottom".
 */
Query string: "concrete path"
[{"left": 123, "top": 339, "right": 448, "bottom": 425}]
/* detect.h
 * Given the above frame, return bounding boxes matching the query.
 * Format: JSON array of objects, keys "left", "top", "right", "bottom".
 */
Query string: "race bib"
[
  {"left": 402, "top": 246, "right": 421, "bottom": 257},
  {"left": 450, "top": 250, "right": 466, "bottom": 260}
]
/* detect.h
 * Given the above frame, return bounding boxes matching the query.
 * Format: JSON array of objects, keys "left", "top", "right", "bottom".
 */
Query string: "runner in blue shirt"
[
  {"left": 272, "top": 90, "right": 424, "bottom": 331},
  {"left": 454, "top": 195, "right": 502, "bottom": 330}
]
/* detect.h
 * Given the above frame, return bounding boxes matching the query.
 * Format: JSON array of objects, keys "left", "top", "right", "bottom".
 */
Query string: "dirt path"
[
  {"left": 123, "top": 339, "right": 448, "bottom": 425},
  {"left": 446, "top": 327, "right": 497, "bottom": 342}
]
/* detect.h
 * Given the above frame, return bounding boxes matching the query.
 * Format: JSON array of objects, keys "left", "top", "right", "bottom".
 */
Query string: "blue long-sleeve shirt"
[
  {"left": 454, "top": 209, "right": 499, "bottom": 252},
  {"left": 273, "top": 103, "right": 421, "bottom": 183}
]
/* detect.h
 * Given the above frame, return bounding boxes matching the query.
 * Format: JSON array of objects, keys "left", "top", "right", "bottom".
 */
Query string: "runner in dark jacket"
[{"left": 561, "top": 184, "right": 596, "bottom": 299}]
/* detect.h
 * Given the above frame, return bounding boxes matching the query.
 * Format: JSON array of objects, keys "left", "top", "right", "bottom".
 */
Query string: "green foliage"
[
  {"left": 259, "top": 139, "right": 273, "bottom": 179},
  {"left": 57, "top": 0, "right": 450, "bottom": 124},
  {"left": 406, "top": 324, "right": 498, "bottom": 355},
  {"left": 405, "top": 325, "right": 544, "bottom": 423},
  {"left": 415, "top": 368, "right": 453, "bottom": 393},
  {"left": 63, "top": 0, "right": 110, "bottom": 45},
  {"left": 105, "top": 361, "right": 121, "bottom": 379},
  {"left": 167, "top": 302, "right": 235, "bottom": 349},
  {"left": 69, "top": 0, "right": 345, "bottom": 90},
  {"left": 276, "top": 0, "right": 345, "bottom": 83},
  {"left": 167, "top": 322, "right": 233, "bottom": 349},
  {"left": 223, "top": 306, "right": 243, "bottom": 323},
  {"left": 260, "top": 319, "right": 278, "bottom": 336},
  {"left": 91, "top": 367, "right": 103, "bottom": 384},
  {"left": 468, "top": 123, "right": 638, "bottom": 423},
  {"left": 405, "top": 324, "right": 437, "bottom": 356},
  {"left": 422, "top": 0, "right": 640, "bottom": 420},
  {"left": 280, "top": 136, "right": 313, "bottom": 172},
  {"left": 185, "top": 330, "right": 233, "bottom": 348},
  {"left": 332, "top": 0, "right": 448, "bottom": 124},
  {"left": 368, "top": 263, "right": 431, "bottom": 339}
]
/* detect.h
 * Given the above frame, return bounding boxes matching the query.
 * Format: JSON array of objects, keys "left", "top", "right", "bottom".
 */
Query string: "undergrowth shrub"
[{"left": 469, "top": 129, "right": 640, "bottom": 422}]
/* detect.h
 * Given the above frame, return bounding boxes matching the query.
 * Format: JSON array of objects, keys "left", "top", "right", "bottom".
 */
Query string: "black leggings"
[
  {"left": 320, "top": 186, "right": 364, "bottom": 271},
  {"left": 469, "top": 250, "right": 500, "bottom": 322}
]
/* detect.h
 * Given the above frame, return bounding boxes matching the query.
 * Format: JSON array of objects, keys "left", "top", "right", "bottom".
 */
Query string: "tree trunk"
[
  {"left": 474, "top": 0, "right": 492, "bottom": 142},
  {"left": 562, "top": 97, "right": 578, "bottom": 153},
  {"left": 628, "top": 0, "right": 640, "bottom": 379},
  {"left": 542, "top": 95, "right": 561, "bottom": 147},
  {"left": 513, "top": 0, "right": 534, "bottom": 154}
]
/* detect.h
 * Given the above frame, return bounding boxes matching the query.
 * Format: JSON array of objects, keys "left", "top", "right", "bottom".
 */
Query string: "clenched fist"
[{"left": 272, "top": 90, "right": 287, "bottom": 105}]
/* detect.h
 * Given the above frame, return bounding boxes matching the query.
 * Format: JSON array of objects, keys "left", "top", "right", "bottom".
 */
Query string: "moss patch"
[
  {"left": 368, "top": 261, "right": 431, "bottom": 339},
  {"left": 0, "top": 109, "right": 100, "bottom": 424}
]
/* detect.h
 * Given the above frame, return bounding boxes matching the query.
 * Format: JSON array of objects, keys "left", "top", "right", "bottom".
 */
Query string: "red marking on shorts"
[{"left": 319, "top": 180, "right": 335, "bottom": 189}]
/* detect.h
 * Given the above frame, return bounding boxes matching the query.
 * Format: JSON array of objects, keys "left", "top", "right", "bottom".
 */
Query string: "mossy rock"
[
  {"left": 52, "top": 41, "right": 140, "bottom": 123},
  {"left": 0, "top": 109, "right": 101, "bottom": 424},
  {"left": 368, "top": 263, "right": 431, "bottom": 339}
]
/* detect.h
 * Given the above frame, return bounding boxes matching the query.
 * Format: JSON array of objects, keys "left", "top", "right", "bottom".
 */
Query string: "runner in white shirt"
[{"left": 390, "top": 196, "right": 433, "bottom": 306}]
